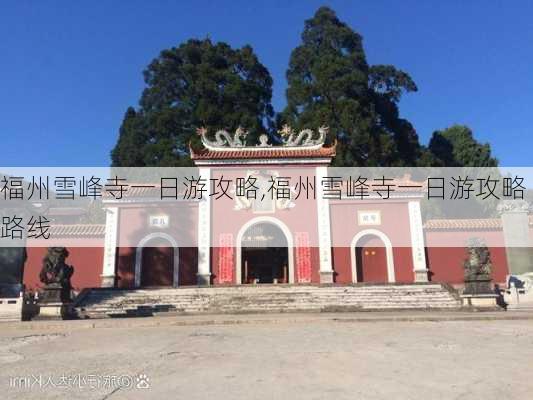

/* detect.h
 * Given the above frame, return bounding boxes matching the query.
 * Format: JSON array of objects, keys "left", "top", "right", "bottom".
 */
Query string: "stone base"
[
  {"left": 34, "top": 302, "right": 73, "bottom": 320},
  {"left": 461, "top": 294, "right": 499, "bottom": 308},
  {"left": 319, "top": 271, "right": 334, "bottom": 284},
  {"left": 463, "top": 280, "right": 493, "bottom": 296},
  {"left": 197, "top": 273, "right": 211, "bottom": 286},
  {"left": 100, "top": 274, "right": 116, "bottom": 288},
  {"left": 414, "top": 269, "right": 429, "bottom": 283},
  {"left": 39, "top": 284, "right": 71, "bottom": 303},
  {"left": 35, "top": 285, "right": 75, "bottom": 320}
]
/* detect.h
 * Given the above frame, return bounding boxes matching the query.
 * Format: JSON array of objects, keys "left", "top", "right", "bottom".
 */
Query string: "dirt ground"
[{"left": 1, "top": 313, "right": 532, "bottom": 400}]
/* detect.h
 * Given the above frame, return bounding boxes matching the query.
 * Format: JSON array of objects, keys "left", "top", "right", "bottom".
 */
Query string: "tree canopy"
[
  {"left": 111, "top": 39, "right": 274, "bottom": 166},
  {"left": 282, "top": 6, "right": 431, "bottom": 167},
  {"left": 111, "top": 7, "right": 497, "bottom": 169},
  {"left": 428, "top": 125, "right": 498, "bottom": 167}
]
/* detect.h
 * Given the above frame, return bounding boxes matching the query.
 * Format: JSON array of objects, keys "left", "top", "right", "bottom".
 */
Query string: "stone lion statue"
[
  {"left": 464, "top": 238, "right": 492, "bottom": 281},
  {"left": 463, "top": 238, "right": 493, "bottom": 295},
  {"left": 39, "top": 247, "right": 74, "bottom": 292}
]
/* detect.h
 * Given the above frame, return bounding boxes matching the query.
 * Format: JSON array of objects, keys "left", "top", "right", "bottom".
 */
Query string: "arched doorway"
[
  {"left": 350, "top": 229, "right": 395, "bottom": 283},
  {"left": 237, "top": 219, "right": 292, "bottom": 284},
  {"left": 355, "top": 235, "right": 388, "bottom": 282},
  {"left": 135, "top": 233, "right": 179, "bottom": 287}
]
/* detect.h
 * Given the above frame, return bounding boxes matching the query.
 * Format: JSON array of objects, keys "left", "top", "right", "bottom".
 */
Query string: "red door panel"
[
  {"left": 355, "top": 235, "right": 388, "bottom": 282},
  {"left": 141, "top": 246, "right": 174, "bottom": 287}
]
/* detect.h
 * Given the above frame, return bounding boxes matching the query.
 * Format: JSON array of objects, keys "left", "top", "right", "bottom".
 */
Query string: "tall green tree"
[
  {"left": 282, "top": 6, "right": 428, "bottom": 167},
  {"left": 428, "top": 125, "right": 498, "bottom": 167},
  {"left": 111, "top": 39, "right": 274, "bottom": 166}
]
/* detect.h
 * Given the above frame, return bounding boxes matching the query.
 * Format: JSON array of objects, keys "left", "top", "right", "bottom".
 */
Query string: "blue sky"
[{"left": 1, "top": 1, "right": 532, "bottom": 166}]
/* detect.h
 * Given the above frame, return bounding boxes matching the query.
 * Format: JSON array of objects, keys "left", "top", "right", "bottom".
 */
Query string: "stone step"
[
  {"left": 83, "top": 295, "right": 449, "bottom": 304},
  {"left": 82, "top": 289, "right": 448, "bottom": 298},
  {"left": 82, "top": 287, "right": 451, "bottom": 298},
  {"left": 82, "top": 284, "right": 445, "bottom": 293},
  {"left": 85, "top": 295, "right": 451, "bottom": 304},
  {"left": 82, "top": 302, "right": 457, "bottom": 314},
  {"left": 81, "top": 304, "right": 460, "bottom": 319},
  {"left": 82, "top": 292, "right": 456, "bottom": 303},
  {"left": 74, "top": 283, "right": 461, "bottom": 319},
  {"left": 79, "top": 288, "right": 456, "bottom": 298},
  {"left": 81, "top": 299, "right": 458, "bottom": 311}
]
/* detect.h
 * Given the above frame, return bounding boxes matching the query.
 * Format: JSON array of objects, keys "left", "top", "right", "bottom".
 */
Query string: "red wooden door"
[
  {"left": 355, "top": 235, "right": 388, "bottom": 282},
  {"left": 141, "top": 246, "right": 174, "bottom": 287}
]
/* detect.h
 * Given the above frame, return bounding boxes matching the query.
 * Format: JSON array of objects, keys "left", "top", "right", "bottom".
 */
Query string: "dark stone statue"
[
  {"left": 463, "top": 238, "right": 493, "bottom": 295},
  {"left": 38, "top": 247, "right": 74, "bottom": 303}
]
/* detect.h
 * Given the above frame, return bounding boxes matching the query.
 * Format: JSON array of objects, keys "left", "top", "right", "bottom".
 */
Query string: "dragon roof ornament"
[{"left": 196, "top": 125, "right": 328, "bottom": 151}]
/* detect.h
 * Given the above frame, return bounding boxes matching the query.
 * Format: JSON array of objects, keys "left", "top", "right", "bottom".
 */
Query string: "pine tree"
[
  {"left": 111, "top": 39, "right": 274, "bottom": 166},
  {"left": 283, "top": 6, "right": 427, "bottom": 167},
  {"left": 428, "top": 125, "right": 498, "bottom": 167}
]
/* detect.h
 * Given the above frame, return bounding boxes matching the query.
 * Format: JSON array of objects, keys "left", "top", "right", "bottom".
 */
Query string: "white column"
[
  {"left": 408, "top": 200, "right": 428, "bottom": 282},
  {"left": 197, "top": 167, "right": 211, "bottom": 285},
  {"left": 316, "top": 166, "right": 334, "bottom": 283},
  {"left": 101, "top": 206, "right": 119, "bottom": 287},
  {"left": 500, "top": 200, "right": 532, "bottom": 276}
]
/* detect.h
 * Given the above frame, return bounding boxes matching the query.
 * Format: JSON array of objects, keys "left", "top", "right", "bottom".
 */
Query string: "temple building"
[{"left": 22, "top": 127, "right": 528, "bottom": 293}]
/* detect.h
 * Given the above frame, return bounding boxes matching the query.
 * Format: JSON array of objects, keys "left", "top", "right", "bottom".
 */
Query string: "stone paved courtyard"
[{"left": 1, "top": 314, "right": 532, "bottom": 400}]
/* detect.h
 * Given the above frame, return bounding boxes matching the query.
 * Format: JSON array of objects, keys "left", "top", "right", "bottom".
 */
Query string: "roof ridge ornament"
[
  {"left": 278, "top": 125, "right": 328, "bottom": 147},
  {"left": 197, "top": 126, "right": 248, "bottom": 149},
  {"left": 196, "top": 125, "right": 328, "bottom": 151},
  {"left": 256, "top": 134, "right": 271, "bottom": 147}
]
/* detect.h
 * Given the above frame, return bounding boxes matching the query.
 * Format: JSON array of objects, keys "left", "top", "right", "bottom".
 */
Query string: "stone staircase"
[{"left": 74, "top": 284, "right": 462, "bottom": 319}]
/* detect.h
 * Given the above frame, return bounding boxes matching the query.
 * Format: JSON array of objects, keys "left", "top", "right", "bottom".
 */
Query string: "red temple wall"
[
  {"left": 114, "top": 203, "right": 199, "bottom": 287},
  {"left": 116, "top": 246, "right": 135, "bottom": 288},
  {"left": 329, "top": 201, "right": 416, "bottom": 283},
  {"left": 210, "top": 168, "right": 319, "bottom": 246},
  {"left": 424, "top": 229, "right": 509, "bottom": 284},
  {"left": 115, "top": 246, "right": 198, "bottom": 288},
  {"left": 331, "top": 247, "right": 352, "bottom": 284},
  {"left": 117, "top": 203, "right": 198, "bottom": 248},
  {"left": 331, "top": 247, "right": 416, "bottom": 283},
  {"left": 24, "top": 242, "right": 104, "bottom": 292},
  {"left": 209, "top": 167, "right": 320, "bottom": 284},
  {"left": 393, "top": 247, "right": 417, "bottom": 283},
  {"left": 23, "top": 242, "right": 510, "bottom": 289}
]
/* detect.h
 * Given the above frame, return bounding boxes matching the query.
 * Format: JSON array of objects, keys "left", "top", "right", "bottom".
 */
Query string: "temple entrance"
[
  {"left": 355, "top": 234, "right": 388, "bottom": 283},
  {"left": 140, "top": 237, "right": 174, "bottom": 287},
  {"left": 241, "top": 223, "right": 288, "bottom": 284}
]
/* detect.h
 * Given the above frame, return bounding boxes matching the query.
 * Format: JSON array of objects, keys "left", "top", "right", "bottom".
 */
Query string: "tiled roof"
[
  {"left": 47, "top": 224, "right": 105, "bottom": 237},
  {"left": 424, "top": 218, "right": 502, "bottom": 230},
  {"left": 425, "top": 215, "right": 533, "bottom": 230},
  {"left": 190, "top": 145, "right": 336, "bottom": 160}
]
